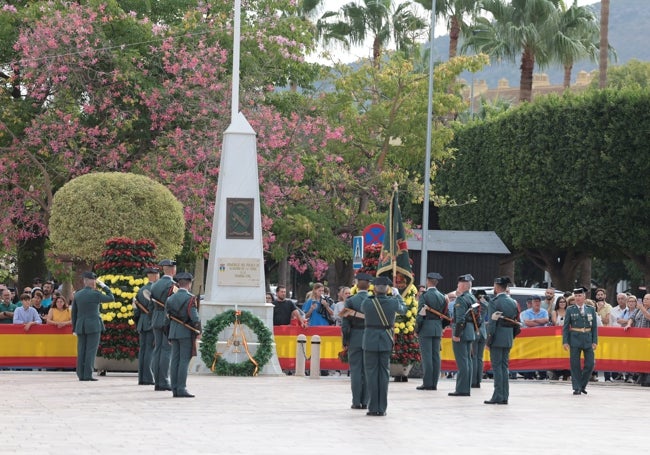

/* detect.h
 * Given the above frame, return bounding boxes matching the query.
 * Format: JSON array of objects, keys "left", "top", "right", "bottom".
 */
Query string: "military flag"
[{"left": 377, "top": 184, "right": 413, "bottom": 296}]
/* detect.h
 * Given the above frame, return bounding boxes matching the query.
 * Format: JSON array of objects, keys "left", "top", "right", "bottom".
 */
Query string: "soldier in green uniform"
[
  {"left": 166, "top": 272, "right": 201, "bottom": 398},
  {"left": 415, "top": 272, "right": 447, "bottom": 391},
  {"left": 471, "top": 290, "right": 488, "bottom": 389},
  {"left": 71, "top": 271, "right": 114, "bottom": 381},
  {"left": 360, "top": 276, "right": 407, "bottom": 416},
  {"left": 563, "top": 287, "right": 598, "bottom": 395},
  {"left": 484, "top": 276, "right": 518, "bottom": 405},
  {"left": 340, "top": 272, "right": 372, "bottom": 409},
  {"left": 150, "top": 259, "right": 177, "bottom": 391},
  {"left": 133, "top": 267, "right": 159, "bottom": 386},
  {"left": 449, "top": 274, "right": 478, "bottom": 397}
]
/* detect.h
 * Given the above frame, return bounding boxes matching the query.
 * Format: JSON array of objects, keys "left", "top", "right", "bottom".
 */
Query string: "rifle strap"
[{"left": 372, "top": 298, "right": 394, "bottom": 344}]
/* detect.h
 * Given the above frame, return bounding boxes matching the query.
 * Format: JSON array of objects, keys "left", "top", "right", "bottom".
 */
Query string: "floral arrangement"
[
  {"left": 357, "top": 243, "right": 382, "bottom": 276},
  {"left": 95, "top": 237, "right": 157, "bottom": 276},
  {"left": 391, "top": 283, "right": 420, "bottom": 366},
  {"left": 350, "top": 242, "right": 420, "bottom": 366},
  {"left": 94, "top": 237, "right": 157, "bottom": 361}
]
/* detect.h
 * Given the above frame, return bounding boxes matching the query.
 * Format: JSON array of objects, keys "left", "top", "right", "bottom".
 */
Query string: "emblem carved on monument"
[{"left": 226, "top": 198, "right": 254, "bottom": 239}]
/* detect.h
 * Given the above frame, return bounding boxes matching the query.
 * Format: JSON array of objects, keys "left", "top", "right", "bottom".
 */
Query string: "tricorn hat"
[
  {"left": 174, "top": 272, "right": 193, "bottom": 282},
  {"left": 373, "top": 276, "right": 393, "bottom": 286},
  {"left": 355, "top": 272, "right": 373, "bottom": 282}
]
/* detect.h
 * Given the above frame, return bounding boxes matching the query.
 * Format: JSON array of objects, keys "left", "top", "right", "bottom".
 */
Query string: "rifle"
[
  {"left": 423, "top": 305, "right": 452, "bottom": 322},
  {"left": 490, "top": 310, "right": 520, "bottom": 326},
  {"left": 142, "top": 289, "right": 201, "bottom": 335},
  {"left": 132, "top": 295, "right": 150, "bottom": 315}
]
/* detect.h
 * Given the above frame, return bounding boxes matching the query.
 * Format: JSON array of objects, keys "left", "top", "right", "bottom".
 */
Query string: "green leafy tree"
[
  {"left": 589, "top": 59, "right": 650, "bottom": 90},
  {"left": 49, "top": 172, "right": 185, "bottom": 266},
  {"left": 437, "top": 89, "right": 650, "bottom": 289}
]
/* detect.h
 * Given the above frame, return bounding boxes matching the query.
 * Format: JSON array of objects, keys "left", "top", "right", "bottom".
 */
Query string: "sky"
[{"left": 307, "top": 0, "right": 600, "bottom": 64}]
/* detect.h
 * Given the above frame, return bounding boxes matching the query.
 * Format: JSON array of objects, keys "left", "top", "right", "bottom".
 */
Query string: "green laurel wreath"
[{"left": 200, "top": 309, "right": 274, "bottom": 376}]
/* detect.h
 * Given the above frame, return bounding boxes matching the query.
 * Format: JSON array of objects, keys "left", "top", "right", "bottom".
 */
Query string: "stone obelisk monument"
[{"left": 196, "top": 0, "right": 281, "bottom": 374}]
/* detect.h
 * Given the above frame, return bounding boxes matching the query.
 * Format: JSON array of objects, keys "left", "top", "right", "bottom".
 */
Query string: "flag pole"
[{"left": 391, "top": 183, "right": 398, "bottom": 282}]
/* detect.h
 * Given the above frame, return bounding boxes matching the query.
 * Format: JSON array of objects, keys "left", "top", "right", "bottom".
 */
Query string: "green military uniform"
[
  {"left": 450, "top": 277, "right": 478, "bottom": 396},
  {"left": 166, "top": 277, "right": 200, "bottom": 398},
  {"left": 150, "top": 263, "right": 176, "bottom": 390},
  {"left": 134, "top": 275, "right": 156, "bottom": 385},
  {"left": 416, "top": 280, "right": 447, "bottom": 390},
  {"left": 361, "top": 277, "right": 406, "bottom": 416},
  {"left": 562, "top": 292, "right": 598, "bottom": 394},
  {"left": 341, "top": 278, "right": 370, "bottom": 409},
  {"left": 485, "top": 285, "right": 518, "bottom": 404},
  {"left": 71, "top": 274, "right": 114, "bottom": 381},
  {"left": 471, "top": 297, "right": 488, "bottom": 388}
]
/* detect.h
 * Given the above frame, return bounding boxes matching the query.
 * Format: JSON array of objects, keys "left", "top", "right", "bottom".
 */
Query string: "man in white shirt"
[{"left": 609, "top": 293, "right": 630, "bottom": 327}]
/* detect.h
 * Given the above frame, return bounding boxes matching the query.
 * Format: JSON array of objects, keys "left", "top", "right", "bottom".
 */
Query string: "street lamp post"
[{"left": 419, "top": 0, "right": 436, "bottom": 285}]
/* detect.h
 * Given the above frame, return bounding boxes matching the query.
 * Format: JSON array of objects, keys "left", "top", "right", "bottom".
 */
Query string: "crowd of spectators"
[{"left": 0, "top": 279, "right": 70, "bottom": 330}]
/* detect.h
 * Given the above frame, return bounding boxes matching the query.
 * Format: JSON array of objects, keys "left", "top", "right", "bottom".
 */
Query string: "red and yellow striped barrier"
[
  {"left": 274, "top": 326, "right": 650, "bottom": 373},
  {"left": 0, "top": 325, "right": 76, "bottom": 368},
  {"left": 273, "top": 325, "right": 348, "bottom": 371},
  {"left": 2, "top": 325, "right": 649, "bottom": 372}
]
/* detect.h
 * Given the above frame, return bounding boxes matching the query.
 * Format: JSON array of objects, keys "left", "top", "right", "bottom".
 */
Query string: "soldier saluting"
[
  {"left": 562, "top": 287, "right": 598, "bottom": 395},
  {"left": 166, "top": 272, "right": 201, "bottom": 398},
  {"left": 341, "top": 272, "right": 373, "bottom": 410},
  {"left": 361, "top": 276, "right": 406, "bottom": 416}
]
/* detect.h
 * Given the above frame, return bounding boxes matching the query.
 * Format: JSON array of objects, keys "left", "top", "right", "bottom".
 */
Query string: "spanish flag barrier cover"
[
  {"left": 2, "top": 325, "right": 650, "bottom": 372},
  {"left": 273, "top": 326, "right": 650, "bottom": 373}
]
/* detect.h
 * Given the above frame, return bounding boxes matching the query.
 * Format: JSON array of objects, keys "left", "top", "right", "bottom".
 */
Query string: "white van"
[{"left": 472, "top": 286, "right": 565, "bottom": 312}]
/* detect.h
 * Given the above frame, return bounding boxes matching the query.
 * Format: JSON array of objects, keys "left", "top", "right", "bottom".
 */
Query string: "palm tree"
[
  {"left": 316, "top": 0, "right": 427, "bottom": 67},
  {"left": 415, "top": 0, "right": 481, "bottom": 59},
  {"left": 553, "top": 1, "right": 600, "bottom": 88},
  {"left": 599, "top": 0, "right": 610, "bottom": 88},
  {"left": 463, "top": 0, "right": 562, "bottom": 102}
]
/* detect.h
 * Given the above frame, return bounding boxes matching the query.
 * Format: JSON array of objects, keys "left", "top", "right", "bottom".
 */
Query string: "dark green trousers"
[
  {"left": 348, "top": 345, "right": 367, "bottom": 407},
  {"left": 76, "top": 331, "right": 101, "bottom": 380},
  {"left": 419, "top": 336, "right": 441, "bottom": 388}
]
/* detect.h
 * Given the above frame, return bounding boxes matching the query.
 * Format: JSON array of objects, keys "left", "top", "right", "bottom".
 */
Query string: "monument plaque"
[{"left": 217, "top": 257, "right": 262, "bottom": 287}]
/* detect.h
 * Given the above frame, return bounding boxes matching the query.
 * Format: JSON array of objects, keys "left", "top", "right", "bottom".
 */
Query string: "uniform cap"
[
  {"left": 143, "top": 267, "right": 159, "bottom": 275},
  {"left": 158, "top": 259, "right": 177, "bottom": 267},
  {"left": 82, "top": 271, "right": 97, "bottom": 279},
  {"left": 457, "top": 274, "right": 475, "bottom": 282},
  {"left": 427, "top": 272, "right": 443, "bottom": 280},
  {"left": 174, "top": 272, "right": 193, "bottom": 282},
  {"left": 355, "top": 273, "right": 373, "bottom": 282},
  {"left": 494, "top": 276, "right": 512, "bottom": 286},
  {"left": 573, "top": 286, "right": 587, "bottom": 295},
  {"left": 373, "top": 276, "right": 392, "bottom": 286}
]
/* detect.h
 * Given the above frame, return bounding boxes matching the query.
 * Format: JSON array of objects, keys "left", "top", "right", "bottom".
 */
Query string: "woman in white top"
[
  {"left": 332, "top": 286, "right": 351, "bottom": 326},
  {"left": 551, "top": 295, "right": 568, "bottom": 326}
]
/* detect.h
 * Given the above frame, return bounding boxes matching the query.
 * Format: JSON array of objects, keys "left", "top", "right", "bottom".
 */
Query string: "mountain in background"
[{"left": 439, "top": 0, "right": 650, "bottom": 89}]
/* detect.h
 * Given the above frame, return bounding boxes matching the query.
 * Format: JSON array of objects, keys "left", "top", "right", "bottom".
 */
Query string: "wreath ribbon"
[{"left": 211, "top": 311, "right": 259, "bottom": 376}]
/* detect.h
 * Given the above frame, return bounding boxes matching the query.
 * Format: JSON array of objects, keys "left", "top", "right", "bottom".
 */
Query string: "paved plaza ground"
[{"left": 2, "top": 370, "right": 647, "bottom": 454}]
